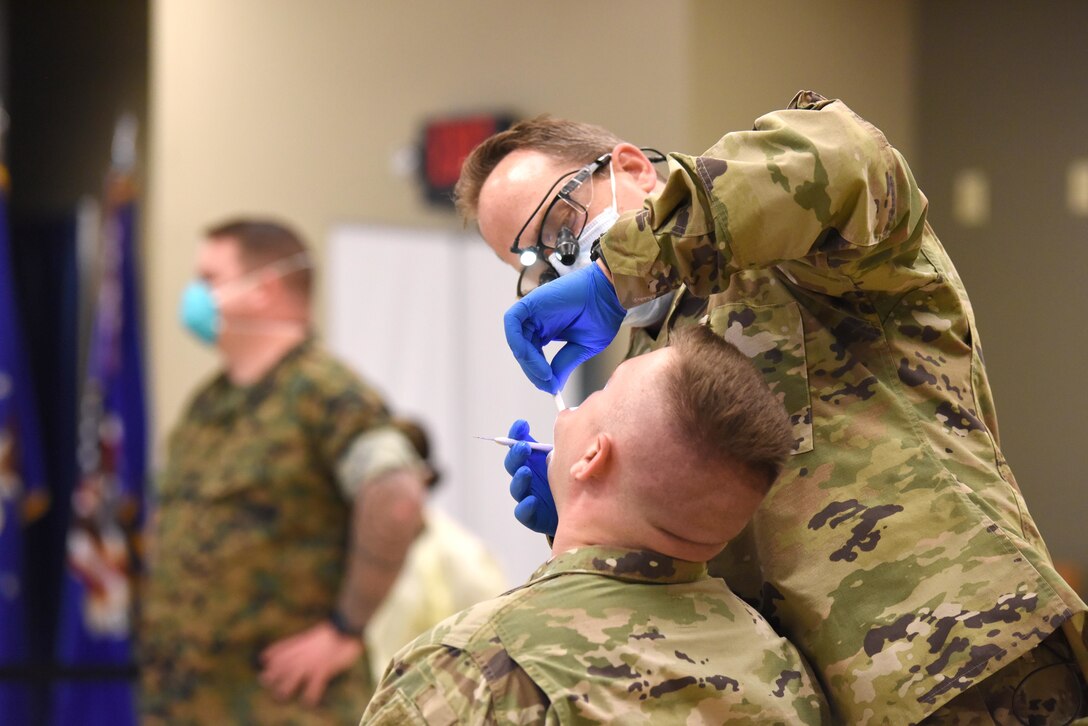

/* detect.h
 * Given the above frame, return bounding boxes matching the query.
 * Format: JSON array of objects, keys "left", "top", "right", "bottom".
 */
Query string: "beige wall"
[
  {"left": 689, "top": 1, "right": 916, "bottom": 159},
  {"left": 914, "top": 0, "right": 1088, "bottom": 577},
  {"left": 148, "top": 0, "right": 694, "bottom": 451},
  {"left": 148, "top": 0, "right": 916, "bottom": 454}
]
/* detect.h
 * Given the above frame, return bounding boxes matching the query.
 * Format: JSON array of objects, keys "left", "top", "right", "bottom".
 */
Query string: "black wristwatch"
[{"left": 328, "top": 609, "right": 364, "bottom": 638}]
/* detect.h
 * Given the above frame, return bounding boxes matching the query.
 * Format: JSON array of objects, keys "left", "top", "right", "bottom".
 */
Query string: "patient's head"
[{"left": 549, "top": 325, "right": 793, "bottom": 562}]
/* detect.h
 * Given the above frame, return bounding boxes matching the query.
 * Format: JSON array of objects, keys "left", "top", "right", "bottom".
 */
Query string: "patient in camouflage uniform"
[{"left": 361, "top": 325, "right": 829, "bottom": 725}]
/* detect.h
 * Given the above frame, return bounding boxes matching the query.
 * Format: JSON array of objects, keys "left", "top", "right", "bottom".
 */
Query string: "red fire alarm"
[{"left": 420, "top": 113, "right": 515, "bottom": 206}]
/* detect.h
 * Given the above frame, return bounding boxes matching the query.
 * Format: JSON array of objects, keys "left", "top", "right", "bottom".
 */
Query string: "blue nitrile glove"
[
  {"left": 503, "top": 419, "right": 557, "bottom": 536},
  {"left": 503, "top": 264, "right": 625, "bottom": 394}
]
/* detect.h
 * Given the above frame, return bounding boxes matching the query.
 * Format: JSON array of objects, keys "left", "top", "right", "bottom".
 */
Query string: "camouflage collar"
[
  {"left": 528, "top": 546, "right": 707, "bottom": 586},
  {"left": 195, "top": 337, "right": 315, "bottom": 420}
]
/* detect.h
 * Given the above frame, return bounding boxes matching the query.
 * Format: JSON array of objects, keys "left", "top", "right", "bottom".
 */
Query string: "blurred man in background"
[
  {"left": 362, "top": 325, "right": 828, "bottom": 724},
  {"left": 140, "top": 219, "right": 426, "bottom": 723},
  {"left": 455, "top": 93, "right": 1088, "bottom": 723}
]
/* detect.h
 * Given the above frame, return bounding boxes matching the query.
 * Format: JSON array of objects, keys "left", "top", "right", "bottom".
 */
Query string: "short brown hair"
[
  {"left": 664, "top": 325, "right": 794, "bottom": 489},
  {"left": 453, "top": 115, "right": 623, "bottom": 222},
  {"left": 205, "top": 218, "right": 313, "bottom": 299},
  {"left": 390, "top": 417, "right": 441, "bottom": 490}
]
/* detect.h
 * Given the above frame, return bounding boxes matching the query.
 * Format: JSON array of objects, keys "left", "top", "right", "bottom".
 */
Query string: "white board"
[{"left": 327, "top": 224, "right": 569, "bottom": 585}]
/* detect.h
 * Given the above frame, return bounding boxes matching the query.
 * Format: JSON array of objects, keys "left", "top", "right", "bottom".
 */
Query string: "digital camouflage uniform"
[
  {"left": 603, "top": 91, "right": 1088, "bottom": 724},
  {"left": 361, "top": 546, "right": 829, "bottom": 725},
  {"left": 141, "top": 340, "right": 392, "bottom": 725}
]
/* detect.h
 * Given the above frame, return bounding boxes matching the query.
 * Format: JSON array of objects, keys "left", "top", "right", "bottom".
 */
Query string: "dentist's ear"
[
  {"left": 570, "top": 433, "right": 612, "bottom": 482},
  {"left": 610, "top": 143, "right": 658, "bottom": 193}
]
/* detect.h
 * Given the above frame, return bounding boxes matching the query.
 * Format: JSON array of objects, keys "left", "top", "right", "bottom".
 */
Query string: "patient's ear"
[{"left": 570, "top": 434, "right": 612, "bottom": 482}]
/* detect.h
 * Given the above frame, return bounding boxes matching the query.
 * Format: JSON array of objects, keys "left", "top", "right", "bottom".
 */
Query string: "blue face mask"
[
  {"left": 179, "top": 252, "right": 312, "bottom": 345},
  {"left": 179, "top": 280, "right": 220, "bottom": 344}
]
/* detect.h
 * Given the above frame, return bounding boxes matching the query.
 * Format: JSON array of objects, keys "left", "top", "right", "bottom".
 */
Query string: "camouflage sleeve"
[
  {"left": 294, "top": 356, "right": 393, "bottom": 473},
  {"left": 313, "top": 385, "right": 391, "bottom": 468},
  {"left": 362, "top": 643, "right": 495, "bottom": 724},
  {"left": 600, "top": 90, "right": 929, "bottom": 307},
  {"left": 361, "top": 634, "right": 550, "bottom": 725},
  {"left": 335, "top": 426, "right": 422, "bottom": 498}
]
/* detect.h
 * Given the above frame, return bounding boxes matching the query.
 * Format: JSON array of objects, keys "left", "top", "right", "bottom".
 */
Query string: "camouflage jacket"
[
  {"left": 141, "top": 340, "right": 389, "bottom": 723},
  {"left": 602, "top": 91, "right": 1088, "bottom": 725},
  {"left": 361, "top": 546, "right": 829, "bottom": 725}
]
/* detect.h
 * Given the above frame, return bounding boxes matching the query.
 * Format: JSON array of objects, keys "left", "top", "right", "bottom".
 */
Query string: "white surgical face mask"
[
  {"left": 622, "top": 290, "right": 675, "bottom": 328},
  {"left": 552, "top": 163, "right": 619, "bottom": 278}
]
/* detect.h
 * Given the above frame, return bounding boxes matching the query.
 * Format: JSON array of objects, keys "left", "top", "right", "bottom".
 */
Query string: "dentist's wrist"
[{"left": 590, "top": 241, "right": 612, "bottom": 281}]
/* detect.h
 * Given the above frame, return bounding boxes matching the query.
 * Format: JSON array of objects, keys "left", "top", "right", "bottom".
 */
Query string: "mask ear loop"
[
  {"left": 607, "top": 158, "right": 617, "bottom": 210},
  {"left": 266, "top": 251, "right": 311, "bottom": 277},
  {"left": 216, "top": 251, "right": 315, "bottom": 336},
  {"left": 216, "top": 251, "right": 312, "bottom": 304}
]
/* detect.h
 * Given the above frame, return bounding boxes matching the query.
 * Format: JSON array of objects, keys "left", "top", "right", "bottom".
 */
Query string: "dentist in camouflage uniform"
[
  {"left": 362, "top": 325, "right": 829, "bottom": 724},
  {"left": 455, "top": 92, "right": 1088, "bottom": 724}
]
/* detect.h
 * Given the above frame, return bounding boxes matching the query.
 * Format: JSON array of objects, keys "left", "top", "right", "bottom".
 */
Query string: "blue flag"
[
  {"left": 0, "top": 167, "right": 50, "bottom": 724},
  {"left": 50, "top": 172, "right": 146, "bottom": 726}
]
